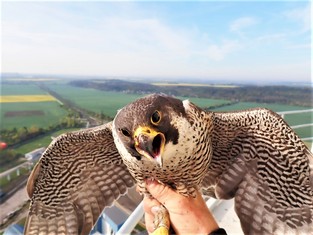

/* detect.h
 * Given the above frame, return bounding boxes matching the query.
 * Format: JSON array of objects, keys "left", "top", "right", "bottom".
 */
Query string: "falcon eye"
[
  {"left": 151, "top": 110, "right": 161, "bottom": 125},
  {"left": 120, "top": 128, "right": 131, "bottom": 137}
]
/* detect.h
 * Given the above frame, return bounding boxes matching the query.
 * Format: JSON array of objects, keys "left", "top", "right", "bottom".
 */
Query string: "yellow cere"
[
  {"left": 0, "top": 95, "right": 56, "bottom": 103},
  {"left": 134, "top": 126, "right": 159, "bottom": 138}
]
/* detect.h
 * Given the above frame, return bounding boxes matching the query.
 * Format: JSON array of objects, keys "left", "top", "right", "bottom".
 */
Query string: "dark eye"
[
  {"left": 151, "top": 110, "right": 161, "bottom": 125},
  {"left": 120, "top": 128, "right": 131, "bottom": 137}
]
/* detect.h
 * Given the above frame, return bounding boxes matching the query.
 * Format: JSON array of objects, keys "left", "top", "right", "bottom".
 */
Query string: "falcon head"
[{"left": 112, "top": 94, "right": 199, "bottom": 168}]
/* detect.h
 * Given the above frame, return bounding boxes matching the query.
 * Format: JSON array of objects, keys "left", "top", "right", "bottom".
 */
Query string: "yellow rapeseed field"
[{"left": 0, "top": 95, "right": 56, "bottom": 103}]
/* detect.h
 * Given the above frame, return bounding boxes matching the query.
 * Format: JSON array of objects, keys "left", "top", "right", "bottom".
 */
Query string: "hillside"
[{"left": 70, "top": 79, "right": 313, "bottom": 107}]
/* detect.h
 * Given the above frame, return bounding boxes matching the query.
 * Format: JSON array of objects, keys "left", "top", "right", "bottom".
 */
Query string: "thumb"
[{"left": 145, "top": 179, "right": 177, "bottom": 205}]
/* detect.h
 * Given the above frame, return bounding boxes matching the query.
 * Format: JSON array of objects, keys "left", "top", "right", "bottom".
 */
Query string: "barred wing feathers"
[
  {"left": 202, "top": 108, "right": 313, "bottom": 234},
  {"left": 25, "top": 123, "right": 135, "bottom": 235}
]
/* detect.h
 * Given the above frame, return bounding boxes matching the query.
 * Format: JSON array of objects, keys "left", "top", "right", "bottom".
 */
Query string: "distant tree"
[
  {"left": 29, "top": 125, "right": 39, "bottom": 134},
  {"left": 17, "top": 127, "right": 27, "bottom": 141},
  {"left": 66, "top": 117, "right": 76, "bottom": 127}
]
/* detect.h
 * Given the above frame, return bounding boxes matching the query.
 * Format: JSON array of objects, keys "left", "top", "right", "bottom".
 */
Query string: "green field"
[
  {"left": 1, "top": 84, "right": 69, "bottom": 130},
  {"left": 178, "top": 96, "right": 230, "bottom": 108},
  {"left": 1, "top": 101, "right": 68, "bottom": 129},
  {"left": 49, "top": 84, "right": 232, "bottom": 117},
  {"left": 1, "top": 84, "right": 48, "bottom": 95},
  {"left": 49, "top": 84, "right": 312, "bottom": 140},
  {"left": 1, "top": 83, "right": 311, "bottom": 140},
  {"left": 49, "top": 84, "right": 142, "bottom": 117}
]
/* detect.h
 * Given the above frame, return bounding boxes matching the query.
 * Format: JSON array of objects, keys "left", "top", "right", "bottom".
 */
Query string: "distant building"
[{"left": 25, "top": 147, "right": 46, "bottom": 162}]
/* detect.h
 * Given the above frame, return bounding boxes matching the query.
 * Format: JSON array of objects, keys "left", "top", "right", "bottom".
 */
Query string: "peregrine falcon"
[{"left": 25, "top": 94, "right": 313, "bottom": 235}]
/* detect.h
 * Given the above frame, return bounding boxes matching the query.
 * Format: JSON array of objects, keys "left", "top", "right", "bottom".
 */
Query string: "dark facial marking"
[{"left": 144, "top": 95, "right": 184, "bottom": 145}]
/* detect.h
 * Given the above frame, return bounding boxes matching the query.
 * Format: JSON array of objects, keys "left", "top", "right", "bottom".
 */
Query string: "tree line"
[
  {"left": 0, "top": 112, "right": 84, "bottom": 146},
  {"left": 71, "top": 79, "right": 313, "bottom": 107}
]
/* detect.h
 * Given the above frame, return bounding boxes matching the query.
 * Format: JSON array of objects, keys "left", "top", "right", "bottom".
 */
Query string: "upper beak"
[{"left": 133, "top": 126, "right": 165, "bottom": 167}]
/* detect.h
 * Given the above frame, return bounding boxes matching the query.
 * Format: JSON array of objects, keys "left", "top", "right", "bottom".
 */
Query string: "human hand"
[{"left": 143, "top": 180, "right": 219, "bottom": 235}]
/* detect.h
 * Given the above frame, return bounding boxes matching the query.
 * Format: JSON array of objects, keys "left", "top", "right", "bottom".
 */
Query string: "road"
[
  {"left": 0, "top": 184, "right": 29, "bottom": 224},
  {"left": 39, "top": 85, "right": 103, "bottom": 127}
]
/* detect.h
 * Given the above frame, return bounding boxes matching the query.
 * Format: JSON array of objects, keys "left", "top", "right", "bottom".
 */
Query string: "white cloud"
[
  {"left": 229, "top": 16, "right": 258, "bottom": 32},
  {"left": 98, "top": 18, "right": 191, "bottom": 57},
  {"left": 255, "top": 33, "right": 286, "bottom": 43},
  {"left": 2, "top": 14, "right": 196, "bottom": 77},
  {"left": 206, "top": 40, "right": 241, "bottom": 61},
  {"left": 2, "top": 2, "right": 310, "bottom": 82},
  {"left": 283, "top": 3, "right": 310, "bottom": 33}
]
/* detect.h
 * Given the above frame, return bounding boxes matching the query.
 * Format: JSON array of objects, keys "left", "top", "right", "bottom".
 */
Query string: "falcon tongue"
[{"left": 152, "top": 134, "right": 163, "bottom": 166}]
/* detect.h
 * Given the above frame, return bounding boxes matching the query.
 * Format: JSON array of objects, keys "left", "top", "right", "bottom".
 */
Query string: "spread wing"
[
  {"left": 202, "top": 108, "right": 313, "bottom": 234},
  {"left": 25, "top": 122, "right": 135, "bottom": 235}
]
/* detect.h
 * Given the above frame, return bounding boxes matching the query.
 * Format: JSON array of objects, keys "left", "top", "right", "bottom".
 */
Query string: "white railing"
[
  {"left": 278, "top": 109, "right": 313, "bottom": 118},
  {"left": 116, "top": 201, "right": 144, "bottom": 235},
  {"left": 0, "top": 162, "right": 33, "bottom": 181},
  {"left": 291, "top": 123, "right": 313, "bottom": 129}
]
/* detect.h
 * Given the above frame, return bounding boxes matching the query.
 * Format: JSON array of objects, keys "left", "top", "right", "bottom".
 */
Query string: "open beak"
[{"left": 133, "top": 126, "right": 165, "bottom": 167}]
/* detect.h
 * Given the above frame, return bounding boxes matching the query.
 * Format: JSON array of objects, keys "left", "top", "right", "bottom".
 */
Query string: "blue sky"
[{"left": 2, "top": 1, "right": 311, "bottom": 83}]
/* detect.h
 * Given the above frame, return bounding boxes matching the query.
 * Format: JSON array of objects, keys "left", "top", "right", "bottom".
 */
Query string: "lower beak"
[{"left": 133, "top": 126, "right": 165, "bottom": 167}]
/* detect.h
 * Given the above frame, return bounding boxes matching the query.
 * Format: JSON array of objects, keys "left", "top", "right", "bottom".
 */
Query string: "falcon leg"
[{"left": 151, "top": 205, "right": 170, "bottom": 235}]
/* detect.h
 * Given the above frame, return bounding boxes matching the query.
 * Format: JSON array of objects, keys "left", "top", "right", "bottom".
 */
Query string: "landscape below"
[
  {"left": 1, "top": 78, "right": 312, "bottom": 140},
  {"left": 0, "top": 77, "right": 312, "bottom": 232}
]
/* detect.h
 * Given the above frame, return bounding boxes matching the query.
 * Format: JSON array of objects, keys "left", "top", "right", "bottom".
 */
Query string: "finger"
[
  {"left": 145, "top": 180, "right": 182, "bottom": 206},
  {"left": 143, "top": 196, "right": 161, "bottom": 214},
  {"left": 145, "top": 180, "right": 203, "bottom": 215}
]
